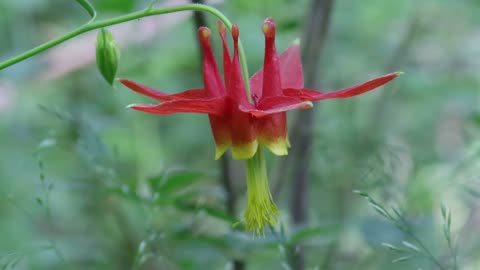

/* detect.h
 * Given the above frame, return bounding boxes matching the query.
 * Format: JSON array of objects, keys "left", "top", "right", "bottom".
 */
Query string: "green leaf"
[
  {"left": 382, "top": 243, "right": 405, "bottom": 253},
  {"left": 174, "top": 200, "right": 237, "bottom": 224},
  {"left": 369, "top": 202, "right": 389, "bottom": 219},
  {"left": 288, "top": 225, "right": 338, "bottom": 245},
  {"left": 94, "top": 0, "right": 136, "bottom": 13},
  {"left": 174, "top": 230, "right": 227, "bottom": 250},
  {"left": 392, "top": 255, "right": 414, "bottom": 263},
  {"left": 107, "top": 184, "right": 142, "bottom": 202},
  {"left": 150, "top": 170, "right": 207, "bottom": 195},
  {"left": 402, "top": 240, "right": 421, "bottom": 253},
  {"left": 441, "top": 204, "right": 447, "bottom": 220}
]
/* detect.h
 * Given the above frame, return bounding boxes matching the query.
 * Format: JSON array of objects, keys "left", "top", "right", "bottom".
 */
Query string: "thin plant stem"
[
  {"left": 410, "top": 234, "right": 447, "bottom": 270},
  {"left": 36, "top": 157, "right": 75, "bottom": 270},
  {"left": 357, "top": 191, "right": 449, "bottom": 270},
  {"left": 451, "top": 240, "right": 458, "bottom": 270},
  {"left": 0, "top": 3, "right": 251, "bottom": 95}
]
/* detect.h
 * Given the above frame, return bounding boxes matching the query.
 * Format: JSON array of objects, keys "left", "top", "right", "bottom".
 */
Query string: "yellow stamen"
[{"left": 244, "top": 147, "right": 279, "bottom": 235}]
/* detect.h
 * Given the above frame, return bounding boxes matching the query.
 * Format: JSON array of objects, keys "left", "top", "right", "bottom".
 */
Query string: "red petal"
[
  {"left": 228, "top": 24, "right": 250, "bottom": 106},
  {"left": 229, "top": 111, "right": 258, "bottom": 159},
  {"left": 120, "top": 79, "right": 206, "bottom": 101},
  {"left": 283, "top": 72, "right": 402, "bottom": 101},
  {"left": 208, "top": 114, "right": 231, "bottom": 160},
  {"left": 279, "top": 42, "right": 304, "bottom": 89},
  {"left": 250, "top": 42, "right": 305, "bottom": 103},
  {"left": 218, "top": 21, "right": 232, "bottom": 90},
  {"left": 249, "top": 70, "right": 262, "bottom": 103},
  {"left": 120, "top": 79, "right": 168, "bottom": 100},
  {"left": 282, "top": 88, "right": 324, "bottom": 101},
  {"left": 256, "top": 113, "right": 290, "bottom": 156},
  {"left": 239, "top": 96, "right": 312, "bottom": 117},
  {"left": 260, "top": 18, "right": 283, "bottom": 98},
  {"left": 127, "top": 97, "right": 225, "bottom": 115},
  {"left": 198, "top": 27, "right": 225, "bottom": 96}
]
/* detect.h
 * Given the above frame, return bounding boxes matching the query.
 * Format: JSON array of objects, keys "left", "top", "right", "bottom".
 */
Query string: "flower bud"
[{"left": 96, "top": 28, "right": 120, "bottom": 85}]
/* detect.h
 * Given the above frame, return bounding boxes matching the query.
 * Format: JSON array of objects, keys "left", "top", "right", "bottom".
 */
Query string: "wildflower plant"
[
  {"left": 355, "top": 190, "right": 458, "bottom": 270},
  {"left": 0, "top": 1, "right": 401, "bottom": 235},
  {"left": 121, "top": 19, "right": 400, "bottom": 233}
]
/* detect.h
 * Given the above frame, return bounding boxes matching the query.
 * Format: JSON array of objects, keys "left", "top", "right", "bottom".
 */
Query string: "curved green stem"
[
  {"left": 0, "top": 3, "right": 251, "bottom": 95},
  {"left": 75, "top": 0, "right": 97, "bottom": 21}
]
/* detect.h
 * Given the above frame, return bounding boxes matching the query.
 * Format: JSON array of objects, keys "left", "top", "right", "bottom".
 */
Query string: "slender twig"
[
  {"left": 441, "top": 205, "right": 458, "bottom": 270},
  {"left": 0, "top": 3, "right": 251, "bottom": 95},
  {"left": 395, "top": 212, "right": 447, "bottom": 270},
  {"left": 35, "top": 156, "right": 75, "bottom": 270},
  {"left": 1, "top": 173, "right": 70, "bottom": 269},
  {"left": 356, "top": 191, "right": 448, "bottom": 270},
  {"left": 455, "top": 206, "right": 479, "bottom": 270}
]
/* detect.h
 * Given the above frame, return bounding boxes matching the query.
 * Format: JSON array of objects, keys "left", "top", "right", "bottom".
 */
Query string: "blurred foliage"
[{"left": 1, "top": 0, "right": 480, "bottom": 269}]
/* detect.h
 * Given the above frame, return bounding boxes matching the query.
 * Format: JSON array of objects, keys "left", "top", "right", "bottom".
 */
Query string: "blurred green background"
[{"left": 1, "top": 0, "right": 480, "bottom": 269}]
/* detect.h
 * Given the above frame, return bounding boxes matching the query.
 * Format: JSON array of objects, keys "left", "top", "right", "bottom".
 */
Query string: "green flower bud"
[{"left": 96, "top": 28, "right": 120, "bottom": 85}]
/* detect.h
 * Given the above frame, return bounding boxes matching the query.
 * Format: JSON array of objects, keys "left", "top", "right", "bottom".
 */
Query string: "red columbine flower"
[
  {"left": 120, "top": 18, "right": 401, "bottom": 234},
  {"left": 120, "top": 22, "right": 312, "bottom": 160},
  {"left": 240, "top": 18, "right": 401, "bottom": 156}
]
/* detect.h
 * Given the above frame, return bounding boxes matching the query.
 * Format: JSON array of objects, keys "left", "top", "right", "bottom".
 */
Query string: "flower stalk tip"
[
  {"left": 231, "top": 24, "right": 240, "bottom": 39},
  {"left": 217, "top": 20, "right": 227, "bottom": 35},
  {"left": 199, "top": 26, "right": 211, "bottom": 39},
  {"left": 261, "top": 18, "right": 276, "bottom": 38}
]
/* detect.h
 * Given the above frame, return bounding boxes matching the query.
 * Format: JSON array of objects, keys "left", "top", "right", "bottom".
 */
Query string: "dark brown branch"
[
  {"left": 221, "top": 154, "right": 237, "bottom": 215},
  {"left": 288, "top": 0, "right": 335, "bottom": 270},
  {"left": 271, "top": 0, "right": 334, "bottom": 198},
  {"left": 191, "top": 0, "right": 208, "bottom": 26},
  {"left": 191, "top": 0, "right": 209, "bottom": 60},
  {"left": 189, "top": 2, "right": 244, "bottom": 270}
]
